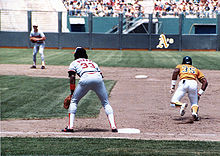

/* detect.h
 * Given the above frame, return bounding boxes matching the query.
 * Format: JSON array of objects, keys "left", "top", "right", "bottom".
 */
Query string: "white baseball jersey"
[
  {"left": 68, "top": 58, "right": 101, "bottom": 77},
  {"left": 30, "top": 30, "right": 45, "bottom": 44}
]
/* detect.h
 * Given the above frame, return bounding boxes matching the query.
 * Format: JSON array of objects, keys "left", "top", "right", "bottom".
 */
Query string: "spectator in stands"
[
  {"left": 75, "top": 2, "right": 82, "bottom": 16},
  {"left": 154, "top": 2, "right": 162, "bottom": 17},
  {"left": 204, "top": 2, "right": 210, "bottom": 17},
  {"left": 69, "top": 1, "right": 75, "bottom": 15}
]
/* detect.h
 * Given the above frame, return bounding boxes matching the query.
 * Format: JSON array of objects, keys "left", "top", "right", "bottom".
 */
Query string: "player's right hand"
[{"left": 170, "top": 87, "right": 175, "bottom": 94}]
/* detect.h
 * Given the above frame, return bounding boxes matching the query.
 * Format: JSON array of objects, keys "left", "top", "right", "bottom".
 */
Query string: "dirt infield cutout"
[{"left": 1, "top": 64, "right": 220, "bottom": 141}]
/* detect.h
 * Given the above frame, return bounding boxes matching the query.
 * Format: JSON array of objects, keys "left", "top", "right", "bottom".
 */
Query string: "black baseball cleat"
[
  {"left": 192, "top": 114, "right": 200, "bottom": 121},
  {"left": 112, "top": 129, "right": 118, "bottom": 133},
  {"left": 62, "top": 127, "right": 74, "bottom": 132},
  {"left": 41, "top": 66, "right": 46, "bottom": 69},
  {"left": 30, "top": 65, "right": 36, "bottom": 69}
]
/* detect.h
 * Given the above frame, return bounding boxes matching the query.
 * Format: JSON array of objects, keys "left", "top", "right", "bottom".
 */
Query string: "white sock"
[
  {"left": 42, "top": 61, "right": 45, "bottom": 66},
  {"left": 69, "top": 113, "right": 75, "bottom": 129},
  {"left": 107, "top": 114, "right": 117, "bottom": 129}
]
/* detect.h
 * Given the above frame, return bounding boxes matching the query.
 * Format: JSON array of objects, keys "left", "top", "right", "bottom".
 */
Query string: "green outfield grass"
[
  {"left": 0, "top": 75, "right": 116, "bottom": 120},
  {"left": 0, "top": 48, "right": 220, "bottom": 69},
  {"left": 1, "top": 137, "right": 220, "bottom": 155}
]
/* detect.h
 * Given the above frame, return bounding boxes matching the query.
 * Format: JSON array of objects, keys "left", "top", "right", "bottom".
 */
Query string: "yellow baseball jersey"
[{"left": 176, "top": 64, "right": 205, "bottom": 80}]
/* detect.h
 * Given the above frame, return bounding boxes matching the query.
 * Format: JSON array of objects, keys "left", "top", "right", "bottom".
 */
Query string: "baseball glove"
[
  {"left": 63, "top": 95, "right": 72, "bottom": 109},
  {"left": 30, "top": 39, "right": 37, "bottom": 43}
]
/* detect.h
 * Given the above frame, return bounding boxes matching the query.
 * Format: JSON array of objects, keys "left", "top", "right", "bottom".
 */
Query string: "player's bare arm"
[
  {"left": 30, "top": 37, "right": 36, "bottom": 41},
  {"left": 68, "top": 71, "right": 76, "bottom": 95},
  {"left": 172, "top": 68, "right": 180, "bottom": 80},
  {"left": 30, "top": 36, "right": 46, "bottom": 42},
  {"left": 198, "top": 77, "right": 208, "bottom": 96},
  {"left": 170, "top": 68, "right": 180, "bottom": 94},
  {"left": 37, "top": 36, "right": 46, "bottom": 41}
]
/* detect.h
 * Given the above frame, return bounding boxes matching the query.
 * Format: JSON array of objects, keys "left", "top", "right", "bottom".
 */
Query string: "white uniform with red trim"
[
  {"left": 68, "top": 58, "right": 117, "bottom": 129},
  {"left": 30, "top": 30, "right": 45, "bottom": 64},
  {"left": 69, "top": 58, "right": 101, "bottom": 77}
]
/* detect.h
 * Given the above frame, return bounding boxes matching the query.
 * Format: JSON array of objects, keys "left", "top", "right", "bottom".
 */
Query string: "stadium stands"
[
  {"left": 0, "top": 0, "right": 69, "bottom": 32},
  {"left": 153, "top": 0, "right": 218, "bottom": 18},
  {"left": 62, "top": 0, "right": 150, "bottom": 17},
  {"left": 0, "top": 0, "right": 218, "bottom": 32},
  {"left": 139, "top": 0, "right": 154, "bottom": 14}
]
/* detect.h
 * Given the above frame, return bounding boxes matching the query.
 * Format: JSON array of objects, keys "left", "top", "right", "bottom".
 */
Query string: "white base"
[
  {"left": 135, "top": 75, "right": 148, "bottom": 79},
  {"left": 118, "top": 128, "right": 140, "bottom": 134}
]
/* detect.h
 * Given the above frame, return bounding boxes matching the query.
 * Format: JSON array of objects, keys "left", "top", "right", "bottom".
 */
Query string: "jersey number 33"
[{"left": 81, "top": 63, "right": 95, "bottom": 69}]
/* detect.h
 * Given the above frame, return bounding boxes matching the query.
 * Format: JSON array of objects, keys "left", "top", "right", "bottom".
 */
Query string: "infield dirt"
[{"left": 1, "top": 64, "right": 220, "bottom": 141}]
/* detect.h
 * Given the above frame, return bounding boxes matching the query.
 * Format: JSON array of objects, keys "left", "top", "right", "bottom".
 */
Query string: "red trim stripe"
[{"left": 68, "top": 113, "right": 70, "bottom": 128}]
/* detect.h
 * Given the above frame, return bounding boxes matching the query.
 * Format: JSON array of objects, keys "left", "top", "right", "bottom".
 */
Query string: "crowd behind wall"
[
  {"left": 154, "top": 0, "right": 219, "bottom": 18},
  {"left": 62, "top": 0, "right": 219, "bottom": 18},
  {"left": 62, "top": 0, "right": 145, "bottom": 17}
]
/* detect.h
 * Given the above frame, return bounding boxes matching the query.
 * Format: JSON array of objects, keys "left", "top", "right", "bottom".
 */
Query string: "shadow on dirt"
[
  {"left": 173, "top": 116, "right": 195, "bottom": 124},
  {"left": 74, "top": 128, "right": 109, "bottom": 133}
]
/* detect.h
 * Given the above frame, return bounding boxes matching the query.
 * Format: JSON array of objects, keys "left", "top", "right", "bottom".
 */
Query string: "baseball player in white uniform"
[
  {"left": 170, "top": 56, "right": 208, "bottom": 120},
  {"left": 29, "top": 24, "right": 46, "bottom": 69},
  {"left": 62, "top": 47, "right": 118, "bottom": 132}
]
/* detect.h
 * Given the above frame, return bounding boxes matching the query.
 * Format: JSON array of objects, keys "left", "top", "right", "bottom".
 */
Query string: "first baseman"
[
  {"left": 62, "top": 47, "right": 118, "bottom": 132},
  {"left": 29, "top": 24, "right": 46, "bottom": 69},
  {"left": 170, "top": 56, "right": 208, "bottom": 121}
]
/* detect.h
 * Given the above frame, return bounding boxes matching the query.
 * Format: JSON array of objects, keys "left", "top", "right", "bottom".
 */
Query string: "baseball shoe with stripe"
[
  {"left": 180, "top": 103, "right": 188, "bottom": 116},
  {"left": 62, "top": 126, "right": 74, "bottom": 132}
]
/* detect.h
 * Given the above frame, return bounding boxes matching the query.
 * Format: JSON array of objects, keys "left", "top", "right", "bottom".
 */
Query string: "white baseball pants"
[
  {"left": 33, "top": 43, "right": 45, "bottom": 63},
  {"left": 68, "top": 72, "right": 116, "bottom": 129},
  {"left": 69, "top": 73, "right": 113, "bottom": 115},
  {"left": 171, "top": 79, "right": 198, "bottom": 106}
]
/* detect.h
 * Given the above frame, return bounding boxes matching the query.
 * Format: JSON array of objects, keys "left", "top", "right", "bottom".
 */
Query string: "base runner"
[
  {"left": 170, "top": 56, "right": 208, "bottom": 121},
  {"left": 62, "top": 47, "right": 117, "bottom": 132}
]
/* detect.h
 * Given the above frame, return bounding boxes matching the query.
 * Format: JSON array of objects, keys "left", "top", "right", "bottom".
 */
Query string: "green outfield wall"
[
  {"left": 67, "top": 15, "right": 217, "bottom": 34},
  {"left": 158, "top": 18, "right": 217, "bottom": 34},
  {"left": 67, "top": 15, "right": 119, "bottom": 33},
  {"left": 0, "top": 12, "right": 219, "bottom": 50}
]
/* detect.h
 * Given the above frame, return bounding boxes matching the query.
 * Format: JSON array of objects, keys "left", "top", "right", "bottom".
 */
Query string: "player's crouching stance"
[
  {"left": 62, "top": 47, "right": 118, "bottom": 133},
  {"left": 170, "top": 56, "right": 208, "bottom": 121}
]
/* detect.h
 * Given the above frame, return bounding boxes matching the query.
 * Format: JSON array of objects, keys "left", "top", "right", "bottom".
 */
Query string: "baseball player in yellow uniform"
[{"left": 170, "top": 56, "right": 208, "bottom": 120}]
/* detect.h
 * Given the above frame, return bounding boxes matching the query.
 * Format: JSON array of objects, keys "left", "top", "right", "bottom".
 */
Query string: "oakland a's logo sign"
[{"left": 157, "top": 34, "right": 174, "bottom": 49}]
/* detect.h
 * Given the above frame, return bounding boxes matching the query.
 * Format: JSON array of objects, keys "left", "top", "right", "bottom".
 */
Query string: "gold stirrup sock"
[{"left": 191, "top": 105, "right": 199, "bottom": 114}]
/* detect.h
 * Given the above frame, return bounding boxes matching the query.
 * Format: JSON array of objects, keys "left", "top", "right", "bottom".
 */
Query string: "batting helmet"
[
  {"left": 73, "top": 47, "right": 88, "bottom": 60},
  {"left": 182, "top": 56, "right": 192, "bottom": 65}
]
